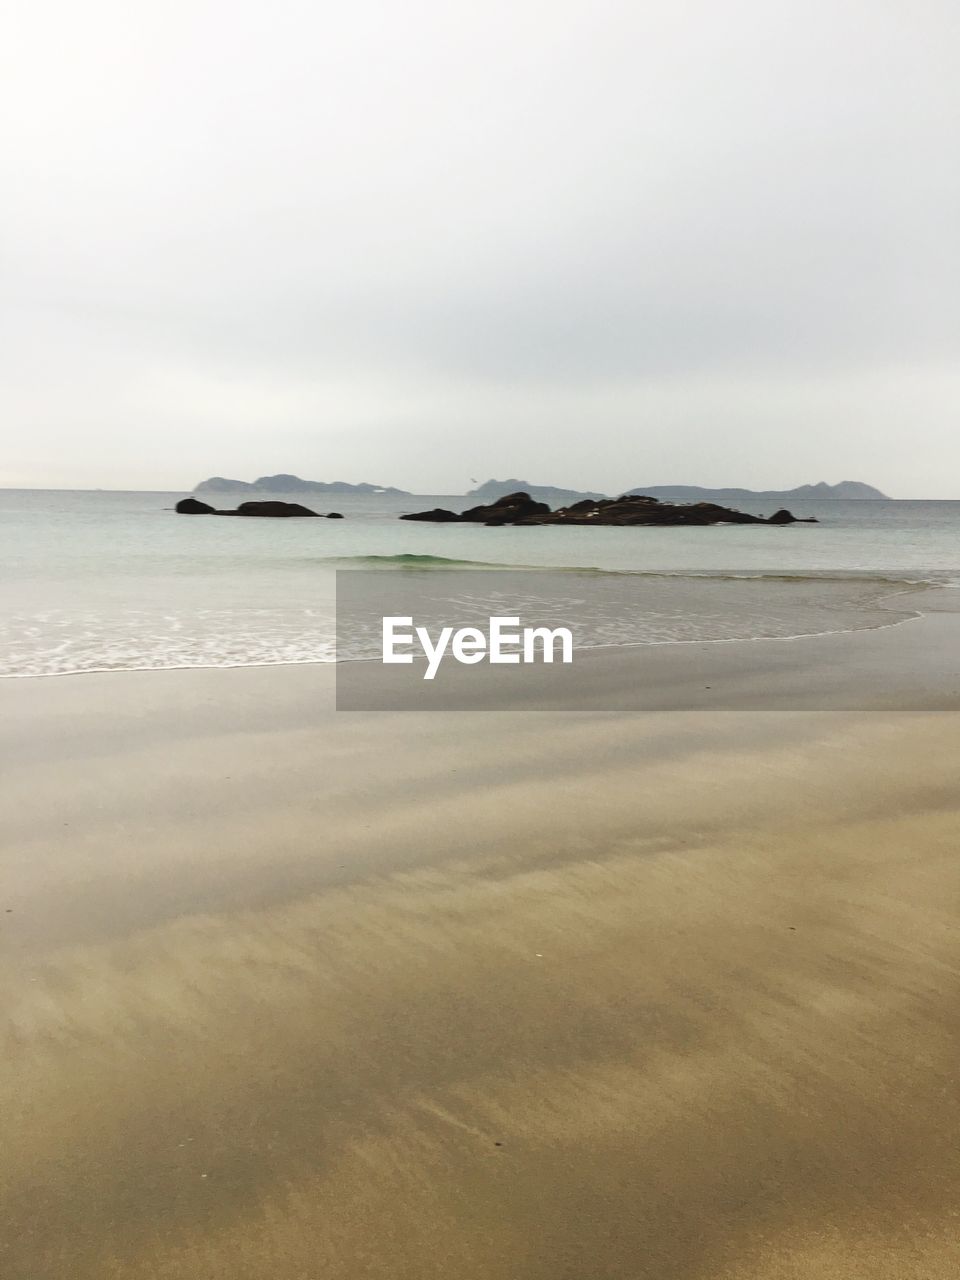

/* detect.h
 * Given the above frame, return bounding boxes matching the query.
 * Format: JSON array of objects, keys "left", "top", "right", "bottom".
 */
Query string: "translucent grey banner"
[{"left": 335, "top": 569, "right": 960, "bottom": 711}]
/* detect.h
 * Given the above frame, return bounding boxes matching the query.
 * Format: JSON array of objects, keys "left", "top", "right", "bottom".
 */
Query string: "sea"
[{"left": 2, "top": 488, "right": 959, "bottom": 678}]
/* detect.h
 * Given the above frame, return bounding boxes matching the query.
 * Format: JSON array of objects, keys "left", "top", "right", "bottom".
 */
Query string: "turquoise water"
[{"left": 2, "top": 489, "right": 959, "bottom": 676}]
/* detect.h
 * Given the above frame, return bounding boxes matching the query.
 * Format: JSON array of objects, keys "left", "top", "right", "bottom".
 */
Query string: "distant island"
[
  {"left": 194, "top": 474, "right": 410, "bottom": 497},
  {"left": 192, "top": 475, "right": 888, "bottom": 501},
  {"left": 465, "top": 479, "right": 607, "bottom": 505},
  {"left": 624, "top": 481, "right": 888, "bottom": 501},
  {"left": 461, "top": 478, "right": 888, "bottom": 502}
]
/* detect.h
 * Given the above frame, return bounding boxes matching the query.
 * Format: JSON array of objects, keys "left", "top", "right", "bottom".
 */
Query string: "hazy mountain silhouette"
[
  {"left": 194, "top": 474, "right": 410, "bottom": 496},
  {"left": 195, "top": 474, "right": 889, "bottom": 501},
  {"left": 465, "top": 479, "right": 606, "bottom": 504},
  {"left": 625, "top": 480, "right": 888, "bottom": 501},
  {"left": 467, "top": 478, "right": 888, "bottom": 503}
]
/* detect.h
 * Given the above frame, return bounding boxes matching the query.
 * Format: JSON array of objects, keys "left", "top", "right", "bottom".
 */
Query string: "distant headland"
[
  {"left": 194, "top": 474, "right": 410, "bottom": 497},
  {"left": 468, "top": 479, "right": 889, "bottom": 504},
  {"left": 192, "top": 475, "right": 889, "bottom": 501},
  {"left": 625, "top": 480, "right": 888, "bottom": 501}
]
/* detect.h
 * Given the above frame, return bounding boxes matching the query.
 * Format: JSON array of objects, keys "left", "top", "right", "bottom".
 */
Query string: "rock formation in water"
[
  {"left": 398, "top": 506, "right": 462, "bottom": 523},
  {"left": 228, "top": 501, "right": 319, "bottom": 517},
  {"left": 175, "top": 497, "right": 217, "bottom": 514},
  {"left": 461, "top": 492, "right": 552, "bottom": 523},
  {"left": 175, "top": 498, "right": 320, "bottom": 517},
  {"left": 400, "top": 492, "right": 818, "bottom": 526}
]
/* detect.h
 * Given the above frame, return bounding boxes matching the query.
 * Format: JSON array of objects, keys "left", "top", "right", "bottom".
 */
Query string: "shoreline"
[{"left": 0, "top": 579, "right": 947, "bottom": 685}]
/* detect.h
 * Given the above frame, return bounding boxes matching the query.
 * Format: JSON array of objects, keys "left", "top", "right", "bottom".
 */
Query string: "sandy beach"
[{"left": 3, "top": 623, "right": 960, "bottom": 1278}]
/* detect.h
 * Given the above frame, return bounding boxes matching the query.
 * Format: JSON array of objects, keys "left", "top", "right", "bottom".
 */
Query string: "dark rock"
[
  {"left": 767, "top": 507, "right": 818, "bottom": 524},
  {"left": 397, "top": 492, "right": 819, "bottom": 528},
  {"left": 460, "top": 492, "right": 551, "bottom": 523},
  {"left": 400, "top": 507, "right": 462, "bottom": 522},
  {"left": 175, "top": 497, "right": 216, "bottom": 514},
  {"left": 517, "top": 495, "right": 768, "bottom": 526},
  {"left": 401, "top": 492, "right": 552, "bottom": 524},
  {"left": 563, "top": 497, "right": 607, "bottom": 513},
  {"left": 326, "top": 512, "right": 344, "bottom": 519},
  {"left": 222, "top": 500, "right": 319, "bottom": 517}
]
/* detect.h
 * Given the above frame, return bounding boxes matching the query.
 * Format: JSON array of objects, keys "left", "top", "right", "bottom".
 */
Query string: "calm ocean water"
[{"left": 3, "top": 489, "right": 959, "bottom": 677}]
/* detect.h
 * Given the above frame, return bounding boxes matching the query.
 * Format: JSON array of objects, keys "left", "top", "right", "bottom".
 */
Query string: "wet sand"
[{"left": 3, "top": 626, "right": 960, "bottom": 1278}]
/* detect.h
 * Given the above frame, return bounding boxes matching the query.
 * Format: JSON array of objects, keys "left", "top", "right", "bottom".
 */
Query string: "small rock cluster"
[{"left": 400, "top": 491, "right": 816, "bottom": 526}]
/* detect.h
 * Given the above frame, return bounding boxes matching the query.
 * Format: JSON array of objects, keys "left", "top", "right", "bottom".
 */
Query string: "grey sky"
[{"left": 2, "top": 0, "right": 958, "bottom": 494}]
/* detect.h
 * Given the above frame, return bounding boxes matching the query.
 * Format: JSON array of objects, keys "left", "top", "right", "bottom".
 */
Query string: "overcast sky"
[{"left": 2, "top": 0, "right": 958, "bottom": 495}]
